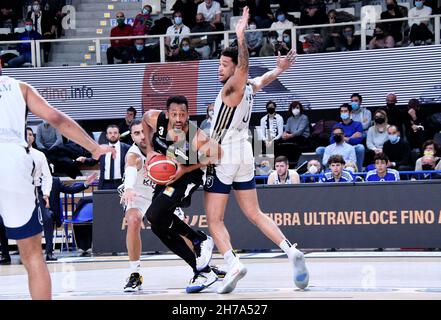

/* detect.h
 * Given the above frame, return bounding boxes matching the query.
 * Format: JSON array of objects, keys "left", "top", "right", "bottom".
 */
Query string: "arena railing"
[{"left": 0, "top": 14, "right": 440, "bottom": 67}]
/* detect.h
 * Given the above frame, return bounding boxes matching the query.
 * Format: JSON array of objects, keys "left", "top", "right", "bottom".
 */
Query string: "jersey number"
[{"left": 158, "top": 126, "right": 164, "bottom": 136}]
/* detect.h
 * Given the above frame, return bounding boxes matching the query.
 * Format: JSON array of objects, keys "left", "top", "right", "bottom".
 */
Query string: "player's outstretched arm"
[
  {"left": 222, "top": 6, "right": 250, "bottom": 107},
  {"left": 249, "top": 49, "right": 297, "bottom": 94},
  {"left": 141, "top": 109, "right": 162, "bottom": 161},
  {"left": 21, "top": 83, "right": 115, "bottom": 160}
]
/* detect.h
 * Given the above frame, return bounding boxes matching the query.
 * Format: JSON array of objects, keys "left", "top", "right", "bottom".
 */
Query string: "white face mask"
[
  {"left": 249, "top": 24, "right": 256, "bottom": 30},
  {"left": 292, "top": 108, "right": 300, "bottom": 116},
  {"left": 308, "top": 165, "right": 318, "bottom": 174},
  {"left": 208, "top": 110, "right": 214, "bottom": 118}
]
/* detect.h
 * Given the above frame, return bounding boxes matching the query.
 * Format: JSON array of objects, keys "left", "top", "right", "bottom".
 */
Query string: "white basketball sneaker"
[
  {"left": 289, "top": 245, "right": 309, "bottom": 289},
  {"left": 194, "top": 232, "right": 214, "bottom": 271},
  {"left": 217, "top": 260, "right": 247, "bottom": 294}
]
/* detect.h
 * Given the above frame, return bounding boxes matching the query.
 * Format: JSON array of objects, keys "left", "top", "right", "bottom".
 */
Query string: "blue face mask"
[
  {"left": 25, "top": 25, "right": 33, "bottom": 32},
  {"left": 351, "top": 102, "right": 360, "bottom": 110},
  {"left": 135, "top": 44, "right": 144, "bottom": 51},
  {"left": 388, "top": 134, "right": 400, "bottom": 144},
  {"left": 277, "top": 15, "right": 285, "bottom": 22},
  {"left": 415, "top": 1, "right": 423, "bottom": 8},
  {"left": 142, "top": 8, "right": 151, "bottom": 15},
  {"left": 283, "top": 36, "right": 290, "bottom": 43},
  {"left": 182, "top": 45, "right": 190, "bottom": 52},
  {"left": 174, "top": 16, "right": 183, "bottom": 25},
  {"left": 341, "top": 113, "right": 350, "bottom": 120}
]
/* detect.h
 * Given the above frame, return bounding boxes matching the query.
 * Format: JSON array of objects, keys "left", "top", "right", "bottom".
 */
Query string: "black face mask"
[
  {"left": 334, "top": 134, "right": 343, "bottom": 143},
  {"left": 375, "top": 32, "right": 384, "bottom": 39},
  {"left": 386, "top": 4, "right": 395, "bottom": 10},
  {"left": 375, "top": 117, "right": 386, "bottom": 124},
  {"left": 267, "top": 108, "right": 276, "bottom": 115},
  {"left": 386, "top": 102, "right": 395, "bottom": 108},
  {"left": 422, "top": 164, "right": 433, "bottom": 171}
]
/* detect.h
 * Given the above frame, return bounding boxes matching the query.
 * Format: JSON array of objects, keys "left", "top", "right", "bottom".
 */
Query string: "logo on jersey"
[{"left": 163, "top": 186, "right": 175, "bottom": 197}]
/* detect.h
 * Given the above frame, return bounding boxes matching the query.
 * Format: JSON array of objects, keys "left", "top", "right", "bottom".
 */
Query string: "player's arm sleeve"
[{"left": 41, "top": 155, "right": 53, "bottom": 196}]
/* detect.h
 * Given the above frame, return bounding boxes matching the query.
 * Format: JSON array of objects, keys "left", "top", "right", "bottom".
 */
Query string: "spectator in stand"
[
  {"left": 270, "top": 8, "right": 294, "bottom": 40},
  {"left": 281, "top": 101, "right": 310, "bottom": 156},
  {"left": 321, "top": 126, "right": 357, "bottom": 170},
  {"left": 340, "top": 25, "right": 360, "bottom": 51},
  {"left": 408, "top": 0, "right": 433, "bottom": 45},
  {"left": 0, "top": 0, "right": 24, "bottom": 29},
  {"left": 119, "top": 107, "right": 137, "bottom": 145},
  {"left": 246, "top": 19, "right": 263, "bottom": 57},
  {"left": 165, "top": 11, "right": 190, "bottom": 61},
  {"left": 233, "top": 0, "right": 256, "bottom": 16},
  {"left": 380, "top": 92, "right": 408, "bottom": 132},
  {"left": 279, "top": 29, "right": 305, "bottom": 55},
  {"left": 107, "top": 12, "right": 134, "bottom": 64},
  {"left": 259, "top": 100, "right": 284, "bottom": 156},
  {"left": 413, "top": 154, "right": 441, "bottom": 179},
  {"left": 277, "top": 0, "right": 301, "bottom": 13},
  {"left": 175, "top": 37, "right": 200, "bottom": 61},
  {"left": 200, "top": 102, "right": 215, "bottom": 135},
  {"left": 259, "top": 30, "right": 280, "bottom": 56},
  {"left": 172, "top": 0, "right": 199, "bottom": 29},
  {"left": 267, "top": 156, "right": 300, "bottom": 184},
  {"left": 381, "top": 0, "right": 406, "bottom": 43},
  {"left": 368, "top": 23, "right": 395, "bottom": 49},
  {"left": 8, "top": 19, "right": 42, "bottom": 68},
  {"left": 321, "top": 9, "right": 343, "bottom": 52},
  {"left": 36, "top": 120, "right": 63, "bottom": 155},
  {"left": 133, "top": 4, "right": 153, "bottom": 36},
  {"left": 299, "top": 2, "right": 327, "bottom": 34},
  {"left": 350, "top": 93, "right": 372, "bottom": 137},
  {"left": 414, "top": 140, "right": 441, "bottom": 171},
  {"left": 197, "top": 0, "right": 224, "bottom": 32},
  {"left": 190, "top": 13, "right": 215, "bottom": 60},
  {"left": 404, "top": 98, "right": 426, "bottom": 152},
  {"left": 27, "top": 0, "right": 57, "bottom": 64},
  {"left": 320, "top": 154, "right": 354, "bottom": 183},
  {"left": 316, "top": 104, "right": 365, "bottom": 171},
  {"left": 303, "top": 159, "right": 322, "bottom": 183},
  {"left": 382, "top": 125, "right": 412, "bottom": 170},
  {"left": 366, "top": 153, "right": 400, "bottom": 181},
  {"left": 365, "top": 109, "right": 390, "bottom": 166},
  {"left": 254, "top": 0, "right": 274, "bottom": 29}
]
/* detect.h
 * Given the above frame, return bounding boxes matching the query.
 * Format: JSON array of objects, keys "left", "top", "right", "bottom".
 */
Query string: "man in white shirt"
[
  {"left": 270, "top": 8, "right": 294, "bottom": 40},
  {"left": 166, "top": 11, "right": 191, "bottom": 59},
  {"left": 408, "top": 0, "right": 433, "bottom": 45},
  {"left": 27, "top": 127, "right": 56, "bottom": 261},
  {"left": 197, "top": 0, "right": 223, "bottom": 31},
  {"left": 259, "top": 100, "right": 284, "bottom": 156},
  {"left": 322, "top": 126, "right": 357, "bottom": 168},
  {"left": 267, "top": 155, "right": 300, "bottom": 184}
]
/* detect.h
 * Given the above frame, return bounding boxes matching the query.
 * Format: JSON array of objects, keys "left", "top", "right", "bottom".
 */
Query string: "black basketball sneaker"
[{"left": 124, "top": 272, "right": 143, "bottom": 292}]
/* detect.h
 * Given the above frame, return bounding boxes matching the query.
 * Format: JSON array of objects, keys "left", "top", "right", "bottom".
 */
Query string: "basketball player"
[
  {"left": 203, "top": 6, "right": 309, "bottom": 294},
  {"left": 142, "top": 95, "right": 222, "bottom": 293},
  {"left": 0, "top": 73, "right": 115, "bottom": 300}
]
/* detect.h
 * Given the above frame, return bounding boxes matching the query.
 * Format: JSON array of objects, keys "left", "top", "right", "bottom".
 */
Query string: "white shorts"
[
  {"left": 0, "top": 144, "right": 42, "bottom": 239},
  {"left": 125, "top": 194, "right": 153, "bottom": 217},
  {"left": 215, "top": 140, "right": 255, "bottom": 185}
]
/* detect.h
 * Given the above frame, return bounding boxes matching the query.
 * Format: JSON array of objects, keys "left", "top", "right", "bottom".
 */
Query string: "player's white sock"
[
  {"left": 279, "top": 239, "right": 294, "bottom": 260},
  {"left": 129, "top": 260, "right": 141, "bottom": 274},
  {"left": 223, "top": 249, "right": 239, "bottom": 269}
]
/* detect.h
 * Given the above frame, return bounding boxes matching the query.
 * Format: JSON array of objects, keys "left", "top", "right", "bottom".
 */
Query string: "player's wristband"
[{"left": 124, "top": 166, "right": 137, "bottom": 189}]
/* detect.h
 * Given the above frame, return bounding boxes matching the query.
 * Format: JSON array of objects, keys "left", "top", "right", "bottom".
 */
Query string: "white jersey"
[
  {"left": 0, "top": 76, "right": 28, "bottom": 147},
  {"left": 210, "top": 83, "right": 254, "bottom": 146}
]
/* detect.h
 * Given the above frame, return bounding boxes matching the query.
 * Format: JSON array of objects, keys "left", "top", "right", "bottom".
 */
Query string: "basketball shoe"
[
  {"left": 124, "top": 272, "right": 143, "bottom": 292},
  {"left": 289, "top": 245, "right": 309, "bottom": 289},
  {"left": 186, "top": 269, "right": 218, "bottom": 293},
  {"left": 216, "top": 260, "right": 247, "bottom": 294},
  {"left": 194, "top": 231, "right": 214, "bottom": 271}
]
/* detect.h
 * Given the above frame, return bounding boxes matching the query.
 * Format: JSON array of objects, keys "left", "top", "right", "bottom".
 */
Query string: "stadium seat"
[
  {"left": 14, "top": 27, "right": 25, "bottom": 34},
  {"left": 0, "top": 28, "right": 11, "bottom": 35}
]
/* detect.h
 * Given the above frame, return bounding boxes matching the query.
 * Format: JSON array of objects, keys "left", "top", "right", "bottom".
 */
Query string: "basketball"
[{"left": 146, "top": 154, "right": 177, "bottom": 185}]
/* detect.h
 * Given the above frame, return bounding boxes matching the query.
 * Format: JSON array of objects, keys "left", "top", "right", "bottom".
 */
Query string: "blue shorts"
[
  {"left": 3, "top": 201, "right": 43, "bottom": 240},
  {"left": 204, "top": 171, "right": 256, "bottom": 194}
]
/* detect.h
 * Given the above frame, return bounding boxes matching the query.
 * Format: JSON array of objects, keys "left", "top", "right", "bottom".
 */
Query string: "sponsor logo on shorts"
[
  {"left": 205, "top": 175, "right": 214, "bottom": 189},
  {"left": 163, "top": 186, "right": 175, "bottom": 197}
]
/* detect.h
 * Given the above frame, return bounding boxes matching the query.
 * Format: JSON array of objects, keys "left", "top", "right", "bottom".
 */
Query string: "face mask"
[
  {"left": 270, "top": 37, "right": 277, "bottom": 44},
  {"left": 343, "top": 31, "right": 353, "bottom": 38},
  {"left": 277, "top": 15, "right": 285, "bottom": 22},
  {"left": 249, "top": 24, "right": 256, "bottom": 30},
  {"left": 334, "top": 134, "right": 343, "bottom": 143},
  {"left": 422, "top": 164, "right": 433, "bottom": 171},
  {"left": 174, "top": 17, "right": 183, "bottom": 25},
  {"left": 424, "top": 150, "right": 435, "bottom": 157},
  {"left": 117, "top": 18, "right": 125, "bottom": 26},
  {"left": 292, "top": 108, "right": 300, "bottom": 116},
  {"left": 135, "top": 44, "right": 144, "bottom": 51},
  {"left": 388, "top": 134, "right": 400, "bottom": 144},
  {"left": 25, "top": 25, "right": 33, "bottom": 32},
  {"left": 142, "top": 8, "right": 151, "bottom": 15},
  {"left": 308, "top": 165, "right": 318, "bottom": 174},
  {"left": 374, "top": 32, "right": 384, "bottom": 39},
  {"left": 415, "top": 1, "right": 423, "bottom": 8},
  {"left": 386, "top": 102, "right": 395, "bottom": 108},
  {"left": 182, "top": 45, "right": 190, "bottom": 52},
  {"left": 386, "top": 4, "right": 395, "bottom": 10},
  {"left": 208, "top": 110, "right": 214, "bottom": 118},
  {"left": 341, "top": 113, "right": 350, "bottom": 120},
  {"left": 33, "top": 4, "right": 40, "bottom": 11},
  {"left": 351, "top": 102, "right": 360, "bottom": 110},
  {"left": 283, "top": 36, "right": 290, "bottom": 43},
  {"left": 267, "top": 108, "right": 276, "bottom": 115},
  {"left": 374, "top": 117, "right": 385, "bottom": 125}
]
